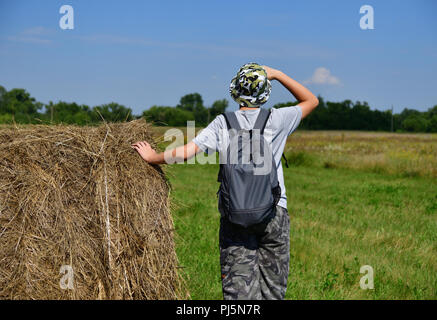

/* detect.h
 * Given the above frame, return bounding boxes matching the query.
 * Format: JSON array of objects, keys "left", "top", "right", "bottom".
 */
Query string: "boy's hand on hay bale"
[{"left": 131, "top": 141, "right": 157, "bottom": 162}]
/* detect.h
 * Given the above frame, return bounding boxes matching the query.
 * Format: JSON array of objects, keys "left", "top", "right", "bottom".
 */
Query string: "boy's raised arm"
[{"left": 262, "top": 66, "right": 319, "bottom": 119}]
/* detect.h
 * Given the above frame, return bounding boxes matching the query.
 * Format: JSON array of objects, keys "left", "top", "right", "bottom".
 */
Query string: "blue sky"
[{"left": 0, "top": 0, "right": 436, "bottom": 114}]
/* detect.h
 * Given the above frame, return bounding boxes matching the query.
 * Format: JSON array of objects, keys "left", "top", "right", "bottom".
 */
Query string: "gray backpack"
[{"left": 217, "top": 108, "right": 281, "bottom": 228}]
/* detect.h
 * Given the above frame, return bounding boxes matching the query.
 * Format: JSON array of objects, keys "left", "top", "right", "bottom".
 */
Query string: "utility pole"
[{"left": 390, "top": 105, "right": 394, "bottom": 132}]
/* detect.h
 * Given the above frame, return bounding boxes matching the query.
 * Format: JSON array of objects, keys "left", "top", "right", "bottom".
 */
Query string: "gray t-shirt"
[{"left": 192, "top": 105, "right": 302, "bottom": 209}]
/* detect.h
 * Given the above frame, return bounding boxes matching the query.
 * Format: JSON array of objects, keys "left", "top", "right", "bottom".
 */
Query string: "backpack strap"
[
  {"left": 253, "top": 108, "right": 271, "bottom": 134},
  {"left": 282, "top": 153, "right": 289, "bottom": 168},
  {"left": 222, "top": 112, "right": 241, "bottom": 131},
  {"left": 219, "top": 112, "right": 240, "bottom": 183}
]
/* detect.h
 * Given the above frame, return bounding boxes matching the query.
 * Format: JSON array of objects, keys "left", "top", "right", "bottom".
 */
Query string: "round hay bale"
[{"left": 0, "top": 120, "right": 185, "bottom": 299}]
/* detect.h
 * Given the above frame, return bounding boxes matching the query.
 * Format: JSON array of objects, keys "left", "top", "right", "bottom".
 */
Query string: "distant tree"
[
  {"left": 0, "top": 84, "right": 435, "bottom": 132},
  {"left": 43, "top": 101, "right": 92, "bottom": 125},
  {"left": 428, "top": 115, "right": 437, "bottom": 133},
  {"left": 92, "top": 102, "right": 133, "bottom": 122},
  {"left": 209, "top": 99, "right": 228, "bottom": 121},
  {"left": 425, "top": 105, "right": 437, "bottom": 132},
  {"left": 427, "top": 114, "right": 437, "bottom": 132},
  {"left": 143, "top": 106, "right": 194, "bottom": 126},
  {"left": 0, "top": 88, "right": 42, "bottom": 123},
  {"left": 402, "top": 115, "right": 428, "bottom": 132},
  {"left": 272, "top": 101, "right": 299, "bottom": 109},
  {"left": 0, "top": 86, "right": 7, "bottom": 120},
  {"left": 325, "top": 100, "right": 351, "bottom": 130},
  {"left": 373, "top": 109, "right": 392, "bottom": 131},
  {"left": 396, "top": 108, "right": 422, "bottom": 129},
  {"left": 0, "top": 88, "right": 41, "bottom": 114},
  {"left": 426, "top": 105, "right": 437, "bottom": 119},
  {"left": 0, "top": 85, "right": 6, "bottom": 106},
  {"left": 349, "top": 102, "right": 372, "bottom": 130},
  {"left": 177, "top": 93, "right": 208, "bottom": 125},
  {"left": 300, "top": 96, "right": 327, "bottom": 130},
  {"left": 177, "top": 93, "right": 204, "bottom": 112},
  {"left": 0, "top": 113, "right": 13, "bottom": 124}
]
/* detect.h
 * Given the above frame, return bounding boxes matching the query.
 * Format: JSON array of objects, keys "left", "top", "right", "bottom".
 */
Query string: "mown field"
[{"left": 155, "top": 128, "right": 437, "bottom": 300}]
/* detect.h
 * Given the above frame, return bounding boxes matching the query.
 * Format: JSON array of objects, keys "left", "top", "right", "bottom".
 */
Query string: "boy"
[{"left": 132, "top": 63, "right": 318, "bottom": 300}]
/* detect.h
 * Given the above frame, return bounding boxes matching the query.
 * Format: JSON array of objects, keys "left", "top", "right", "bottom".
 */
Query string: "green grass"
[
  {"left": 167, "top": 161, "right": 437, "bottom": 300},
  {"left": 154, "top": 129, "right": 437, "bottom": 299}
]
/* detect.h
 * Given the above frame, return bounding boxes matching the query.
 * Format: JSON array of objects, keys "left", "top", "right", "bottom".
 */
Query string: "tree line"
[
  {"left": 1, "top": 85, "right": 436, "bottom": 132},
  {"left": 279, "top": 97, "right": 437, "bottom": 132}
]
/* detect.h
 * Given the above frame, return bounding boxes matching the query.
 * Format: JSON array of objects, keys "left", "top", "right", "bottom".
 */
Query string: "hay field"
[
  {"left": 157, "top": 128, "right": 437, "bottom": 300},
  {"left": 285, "top": 131, "right": 437, "bottom": 178}
]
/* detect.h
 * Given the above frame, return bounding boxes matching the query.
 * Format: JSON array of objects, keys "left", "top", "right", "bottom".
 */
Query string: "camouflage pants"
[{"left": 219, "top": 206, "right": 290, "bottom": 300}]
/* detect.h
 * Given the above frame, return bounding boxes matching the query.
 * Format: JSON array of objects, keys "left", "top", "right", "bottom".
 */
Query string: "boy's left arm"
[{"left": 131, "top": 141, "right": 200, "bottom": 164}]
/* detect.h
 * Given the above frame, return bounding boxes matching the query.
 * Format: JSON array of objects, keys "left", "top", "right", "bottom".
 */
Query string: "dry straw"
[{"left": 0, "top": 119, "right": 186, "bottom": 299}]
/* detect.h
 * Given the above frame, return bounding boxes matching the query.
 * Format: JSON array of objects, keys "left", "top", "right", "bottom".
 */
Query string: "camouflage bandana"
[{"left": 229, "top": 63, "right": 272, "bottom": 108}]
